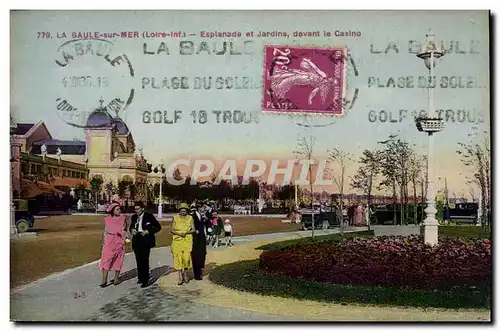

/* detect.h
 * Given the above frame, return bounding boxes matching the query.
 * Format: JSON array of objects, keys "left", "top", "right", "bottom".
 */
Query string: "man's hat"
[{"left": 179, "top": 203, "right": 189, "bottom": 211}]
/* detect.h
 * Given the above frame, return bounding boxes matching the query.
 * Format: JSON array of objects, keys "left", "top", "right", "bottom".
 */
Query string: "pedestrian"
[
  {"left": 354, "top": 204, "right": 364, "bottom": 226},
  {"left": 77, "top": 198, "right": 83, "bottom": 213},
  {"left": 171, "top": 203, "right": 195, "bottom": 285},
  {"left": 129, "top": 201, "right": 162, "bottom": 288},
  {"left": 190, "top": 204, "right": 206, "bottom": 280},
  {"left": 223, "top": 219, "right": 233, "bottom": 247},
  {"left": 99, "top": 198, "right": 128, "bottom": 287},
  {"left": 364, "top": 204, "right": 371, "bottom": 226},
  {"left": 347, "top": 205, "right": 355, "bottom": 226},
  {"left": 342, "top": 207, "right": 348, "bottom": 227},
  {"left": 209, "top": 210, "right": 223, "bottom": 248}
]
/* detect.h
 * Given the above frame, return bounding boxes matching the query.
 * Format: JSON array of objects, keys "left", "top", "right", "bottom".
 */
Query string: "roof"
[
  {"left": 20, "top": 178, "right": 64, "bottom": 199},
  {"left": 12, "top": 123, "right": 35, "bottom": 135},
  {"left": 114, "top": 117, "right": 129, "bottom": 135},
  {"left": 53, "top": 177, "right": 89, "bottom": 188},
  {"left": 86, "top": 109, "right": 114, "bottom": 128},
  {"left": 33, "top": 139, "right": 85, "bottom": 146}
]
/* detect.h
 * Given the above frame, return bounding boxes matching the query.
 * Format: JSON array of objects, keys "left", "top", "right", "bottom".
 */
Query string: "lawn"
[
  {"left": 209, "top": 260, "right": 490, "bottom": 309},
  {"left": 439, "top": 225, "right": 490, "bottom": 239},
  {"left": 209, "top": 225, "right": 491, "bottom": 309},
  {"left": 10, "top": 214, "right": 301, "bottom": 288}
]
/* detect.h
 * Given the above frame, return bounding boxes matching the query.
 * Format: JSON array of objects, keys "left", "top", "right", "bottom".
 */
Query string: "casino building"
[
  {"left": 84, "top": 105, "right": 149, "bottom": 203},
  {"left": 11, "top": 103, "right": 150, "bottom": 204}
]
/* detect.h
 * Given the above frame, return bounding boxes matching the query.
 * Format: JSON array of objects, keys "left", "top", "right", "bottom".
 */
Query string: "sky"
[{"left": 10, "top": 10, "right": 490, "bottom": 196}]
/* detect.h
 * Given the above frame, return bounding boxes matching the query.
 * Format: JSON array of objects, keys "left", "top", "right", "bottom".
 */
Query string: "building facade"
[
  {"left": 11, "top": 105, "right": 150, "bottom": 204},
  {"left": 84, "top": 106, "right": 149, "bottom": 203}
]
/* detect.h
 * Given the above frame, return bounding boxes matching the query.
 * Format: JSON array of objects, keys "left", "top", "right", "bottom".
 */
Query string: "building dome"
[
  {"left": 86, "top": 108, "right": 114, "bottom": 128},
  {"left": 113, "top": 117, "right": 129, "bottom": 135}
]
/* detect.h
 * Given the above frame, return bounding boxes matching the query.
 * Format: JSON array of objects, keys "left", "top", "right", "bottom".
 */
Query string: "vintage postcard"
[{"left": 9, "top": 10, "right": 491, "bottom": 322}]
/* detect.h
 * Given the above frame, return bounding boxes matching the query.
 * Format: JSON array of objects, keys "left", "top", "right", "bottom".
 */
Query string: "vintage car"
[
  {"left": 300, "top": 211, "right": 340, "bottom": 230},
  {"left": 13, "top": 199, "right": 35, "bottom": 233},
  {"left": 448, "top": 203, "right": 478, "bottom": 224}
]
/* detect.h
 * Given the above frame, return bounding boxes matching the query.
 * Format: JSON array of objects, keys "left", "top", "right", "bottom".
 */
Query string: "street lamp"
[
  {"left": 154, "top": 163, "right": 165, "bottom": 219},
  {"left": 415, "top": 29, "right": 445, "bottom": 246}
]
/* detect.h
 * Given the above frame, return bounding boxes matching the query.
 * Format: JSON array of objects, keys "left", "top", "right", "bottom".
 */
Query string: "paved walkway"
[
  {"left": 10, "top": 226, "right": 418, "bottom": 322},
  {"left": 72, "top": 213, "right": 286, "bottom": 219}
]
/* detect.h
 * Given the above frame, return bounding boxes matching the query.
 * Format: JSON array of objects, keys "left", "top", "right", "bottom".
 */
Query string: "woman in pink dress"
[
  {"left": 354, "top": 204, "right": 364, "bottom": 226},
  {"left": 99, "top": 197, "right": 128, "bottom": 287}
]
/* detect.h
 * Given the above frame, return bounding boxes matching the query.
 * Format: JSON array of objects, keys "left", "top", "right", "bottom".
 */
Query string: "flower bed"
[{"left": 259, "top": 235, "right": 491, "bottom": 291}]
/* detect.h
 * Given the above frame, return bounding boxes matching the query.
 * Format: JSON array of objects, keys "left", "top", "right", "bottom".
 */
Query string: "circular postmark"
[{"left": 54, "top": 38, "right": 135, "bottom": 128}]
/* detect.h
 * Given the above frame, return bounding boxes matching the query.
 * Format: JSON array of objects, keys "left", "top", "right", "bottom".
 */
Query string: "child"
[{"left": 224, "top": 219, "right": 233, "bottom": 247}]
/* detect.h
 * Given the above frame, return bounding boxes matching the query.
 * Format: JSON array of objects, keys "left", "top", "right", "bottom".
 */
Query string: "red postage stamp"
[{"left": 262, "top": 45, "right": 347, "bottom": 115}]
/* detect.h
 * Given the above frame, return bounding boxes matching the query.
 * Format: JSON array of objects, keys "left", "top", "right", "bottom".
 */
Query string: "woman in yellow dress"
[{"left": 171, "top": 203, "right": 195, "bottom": 285}]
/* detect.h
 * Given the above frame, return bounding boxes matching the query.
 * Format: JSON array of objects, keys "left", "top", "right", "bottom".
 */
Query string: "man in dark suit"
[
  {"left": 190, "top": 204, "right": 206, "bottom": 280},
  {"left": 129, "top": 202, "right": 162, "bottom": 288},
  {"left": 204, "top": 203, "right": 213, "bottom": 220}
]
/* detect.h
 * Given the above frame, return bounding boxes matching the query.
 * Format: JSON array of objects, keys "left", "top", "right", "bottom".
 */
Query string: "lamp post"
[
  {"left": 415, "top": 29, "right": 445, "bottom": 246},
  {"left": 155, "top": 163, "right": 165, "bottom": 219}
]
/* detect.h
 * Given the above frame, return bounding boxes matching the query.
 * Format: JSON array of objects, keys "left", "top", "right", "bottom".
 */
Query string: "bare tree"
[
  {"left": 328, "top": 147, "right": 354, "bottom": 234},
  {"left": 294, "top": 134, "right": 316, "bottom": 238},
  {"left": 408, "top": 154, "right": 426, "bottom": 225},
  {"left": 457, "top": 129, "right": 491, "bottom": 230},
  {"left": 377, "top": 137, "right": 399, "bottom": 225},
  {"left": 350, "top": 149, "right": 382, "bottom": 226}
]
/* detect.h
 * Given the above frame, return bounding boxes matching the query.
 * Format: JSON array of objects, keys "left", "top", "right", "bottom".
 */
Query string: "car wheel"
[
  {"left": 322, "top": 221, "right": 329, "bottom": 230},
  {"left": 302, "top": 224, "right": 308, "bottom": 231},
  {"left": 16, "top": 219, "right": 30, "bottom": 233}
]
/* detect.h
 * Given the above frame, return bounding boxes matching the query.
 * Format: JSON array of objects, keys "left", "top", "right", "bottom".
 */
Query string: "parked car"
[
  {"left": 300, "top": 211, "right": 340, "bottom": 230},
  {"left": 13, "top": 199, "right": 35, "bottom": 233},
  {"left": 371, "top": 204, "right": 425, "bottom": 225},
  {"left": 449, "top": 203, "right": 478, "bottom": 224}
]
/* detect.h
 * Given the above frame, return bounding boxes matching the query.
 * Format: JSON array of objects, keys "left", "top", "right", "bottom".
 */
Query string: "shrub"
[
  {"left": 256, "top": 230, "right": 374, "bottom": 251},
  {"left": 209, "top": 259, "right": 490, "bottom": 308},
  {"left": 259, "top": 235, "right": 491, "bottom": 291}
]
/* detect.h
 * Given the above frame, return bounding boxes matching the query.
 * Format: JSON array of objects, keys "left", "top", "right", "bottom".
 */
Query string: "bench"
[{"left": 450, "top": 215, "right": 477, "bottom": 225}]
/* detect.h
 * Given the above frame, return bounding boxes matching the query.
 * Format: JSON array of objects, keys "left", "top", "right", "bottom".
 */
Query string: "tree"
[
  {"left": 407, "top": 154, "right": 426, "bottom": 225},
  {"left": 277, "top": 185, "right": 296, "bottom": 207},
  {"left": 75, "top": 182, "right": 88, "bottom": 200},
  {"left": 90, "top": 175, "right": 103, "bottom": 193},
  {"left": 147, "top": 182, "right": 156, "bottom": 203},
  {"left": 328, "top": 147, "right": 354, "bottom": 234},
  {"left": 350, "top": 149, "right": 382, "bottom": 224},
  {"left": 294, "top": 134, "right": 316, "bottom": 238},
  {"left": 90, "top": 175, "right": 104, "bottom": 210},
  {"left": 457, "top": 130, "right": 491, "bottom": 230},
  {"left": 104, "top": 181, "right": 116, "bottom": 202},
  {"left": 216, "top": 180, "right": 232, "bottom": 204},
  {"left": 75, "top": 182, "right": 88, "bottom": 191},
  {"left": 378, "top": 135, "right": 414, "bottom": 225},
  {"left": 118, "top": 179, "right": 129, "bottom": 197}
]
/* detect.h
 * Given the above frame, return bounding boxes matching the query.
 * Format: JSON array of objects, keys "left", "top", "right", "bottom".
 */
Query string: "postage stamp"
[
  {"left": 262, "top": 45, "right": 348, "bottom": 115},
  {"left": 54, "top": 38, "right": 135, "bottom": 128}
]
